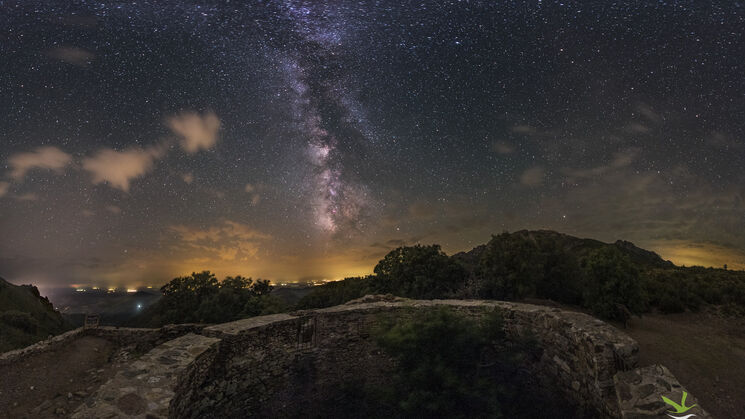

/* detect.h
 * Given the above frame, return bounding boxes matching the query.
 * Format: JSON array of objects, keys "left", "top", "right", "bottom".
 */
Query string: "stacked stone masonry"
[{"left": 0, "top": 298, "right": 710, "bottom": 418}]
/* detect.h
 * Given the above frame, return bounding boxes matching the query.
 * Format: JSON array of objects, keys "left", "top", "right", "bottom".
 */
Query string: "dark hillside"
[
  {"left": 0, "top": 277, "right": 72, "bottom": 352},
  {"left": 453, "top": 230, "right": 673, "bottom": 272}
]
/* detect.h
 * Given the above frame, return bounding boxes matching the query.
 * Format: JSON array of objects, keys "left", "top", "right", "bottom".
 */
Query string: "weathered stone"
[
  {"left": 1, "top": 298, "right": 705, "bottom": 418},
  {"left": 71, "top": 333, "right": 219, "bottom": 419},
  {"left": 614, "top": 364, "right": 711, "bottom": 418}
]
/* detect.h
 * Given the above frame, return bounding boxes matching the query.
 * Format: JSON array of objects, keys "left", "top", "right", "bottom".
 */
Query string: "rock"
[
  {"left": 54, "top": 407, "right": 66, "bottom": 415},
  {"left": 67, "top": 392, "right": 73, "bottom": 399}
]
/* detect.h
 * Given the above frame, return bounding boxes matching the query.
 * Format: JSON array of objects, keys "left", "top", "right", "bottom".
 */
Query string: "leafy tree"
[
  {"left": 372, "top": 245, "right": 468, "bottom": 299},
  {"left": 140, "top": 271, "right": 285, "bottom": 326},
  {"left": 295, "top": 276, "right": 372, "bottom": 309},
  {"left": 372, "top": 308, "right": 503, "bottom": 418},
  {"left": 476, "top": 233, "right": 545, "bottom": 300},
  {"left": 581, "top": 247, "right": 646, "bottom": 322}
]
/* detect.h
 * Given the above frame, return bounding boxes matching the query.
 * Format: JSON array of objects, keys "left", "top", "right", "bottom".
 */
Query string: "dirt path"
[
  {"left": 622, "top": 312, "right": 745, "bottom": 419},
  {"left": 0, "top": 336, "right": 119, "bottom": 418}
]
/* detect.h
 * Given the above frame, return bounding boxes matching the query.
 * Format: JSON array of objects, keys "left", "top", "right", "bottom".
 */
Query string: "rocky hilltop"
[{"left": 0, "top": 277, "right": 71, "bottom": 352}]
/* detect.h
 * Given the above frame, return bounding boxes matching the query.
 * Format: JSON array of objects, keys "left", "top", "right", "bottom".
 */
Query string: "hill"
[
  {"left": 299, "top": 230, "right": 745, "bottom": 320},
  {"left": 452, "top": 229, "right": 673, "bottom": 271},
  {"left": 0, "top": 277, "right": 72, "bottom": 352}
]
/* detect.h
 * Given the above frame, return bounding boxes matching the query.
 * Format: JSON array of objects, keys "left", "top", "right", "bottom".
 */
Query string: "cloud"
[
  {"left": 106, "top": 205, "right": 122, "bottom": 215},
  {"left": 520, "top": 166, "right": 545, "bottom": 187},
  {"left": 511, "top": 124, "right": 537, "bottom": 135},
  {"left": 0, "top": 182, "right": 8, "bottom": 198},
  {"left": 492, "top": 141, "right": 515, "bottom": 154},
  {"left": 635, "top": 103, "right": 662, "bottom": 124},
  {"left": 562, "top": 148, "right": 639, "bottom": 181},
  {"left": 15, "top": 193, "right": 38, "bottom": 202},
  {"left": 9, "top": 146, "right": 73, "bottom": 180},
  {"left": 245, "top": 183, "right": 261, "bottom": 205},
  {"left": 82, "top": 145, "right": 165, "bottom": 191},
  {"left": 167, "top": 111, "right": 221, "bottom": 153},
  {"left": 408, "top": 201, "right": 436, "bottom": 218},
  {"left": 169, "top": 220, "right": 270, "bottom": 261},
  {"left": 46, "top": 46, "right": 95, "bottom": 66},
  {"left": 182, "top": 173, "right": 194, "bottom": 184},
  {"left": 625, "top": 122, "right": 649, "bottom": 134}
]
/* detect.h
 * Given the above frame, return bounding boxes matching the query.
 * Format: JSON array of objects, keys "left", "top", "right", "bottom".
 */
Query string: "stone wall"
[
  {"left": 3, "top": 298, "right": 709, "bottom": 418},
  {"left": 176, "top": 299, "right": 641, "bottom": 418},
  {"left": 0, "top": 327, "right": 86, "bottom": 366}
]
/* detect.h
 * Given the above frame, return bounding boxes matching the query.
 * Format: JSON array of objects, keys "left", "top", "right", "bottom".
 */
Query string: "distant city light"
[{"left": 126, "top": 288, "right": 137, "bottom": 293}]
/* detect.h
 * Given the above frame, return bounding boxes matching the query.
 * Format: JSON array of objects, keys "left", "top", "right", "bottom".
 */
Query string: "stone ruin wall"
[
  {"left": 0, "top": 298, "right": 711, "bottom": 418},
  {"left": 176, "top": 299, "right": 641, "bottom": 418}
]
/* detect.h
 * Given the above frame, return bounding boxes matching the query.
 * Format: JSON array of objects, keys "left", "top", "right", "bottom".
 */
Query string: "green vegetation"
[
  {"left": 371, "top": 308, "right": 504, "bottom": 417},
  {"left": 298, "top": 230, "right": 745, "bottom": 323},
  {"left": 372, "top": 244, "right": 469, "bottom": 298},
  {"left": 322, "top": 308, "right": 575, "bottom": 418},
  {"left": 581, "top": 247, "right": 646, "bottom": 322},
  {"left": 295, "top": 276, "right": 372, "bottom": 309},
  {"left": 8, "top": 229, "right": 743, "bottom": 349},
  {"left": 0, "top": 277, "right": 72, "bottom": 352},
  {"left": 134, "top": 271, "right": 287, "bottom": 327}
]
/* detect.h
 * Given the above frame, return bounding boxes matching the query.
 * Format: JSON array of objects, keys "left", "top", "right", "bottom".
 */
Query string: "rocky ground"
[
  {"left": 622, "top": 310, "right": 745, "bottom": 419},
  {"left": 0, "top": 336, "right": 120, "bottom": 418}
]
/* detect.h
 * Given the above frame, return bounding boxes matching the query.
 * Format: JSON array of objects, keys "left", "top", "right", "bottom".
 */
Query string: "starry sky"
[{"left": 2, "top": 1, "right": 745, "bottom": 290}]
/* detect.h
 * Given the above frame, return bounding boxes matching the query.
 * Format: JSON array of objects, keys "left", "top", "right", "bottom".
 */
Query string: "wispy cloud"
[
  {"left": 492, "top": 141, "right": 515, "bottom": 154},
  {"left": 8, "top": 146, "right": 73, "bottom": 180},
  {"left": 82, "top": 145, "right": 166, "bottom": 191},
  {"left": 169, "top": 220, "right": 270, "bottom": 261},
  {"left": 520, "top": 166, "right": 545, "bottom": 187},
  {"left": 562, "top": 148, "right": 640, "bottom": 181},
  {"left": 0, "top": 182, "right": 8, "bottom": 198},
  {"left": 46, "top": 46, "right": 94, "bottom": 66},
  {"left": 167, "top": 111, "right": 221, "bottom": 153}
]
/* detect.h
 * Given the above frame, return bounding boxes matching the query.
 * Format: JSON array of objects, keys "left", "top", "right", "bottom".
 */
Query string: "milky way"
[{"left": 2, "top": 2, "right": 745, "bottom": 289}]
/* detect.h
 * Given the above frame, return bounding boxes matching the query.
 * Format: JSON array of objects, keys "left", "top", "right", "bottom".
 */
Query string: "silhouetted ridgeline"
[
  {"left": 298, "top": 230, "right": 745, "bottom": 321},
  {"left": 0, "top": 277, "right": 72, "bottom": 351}
]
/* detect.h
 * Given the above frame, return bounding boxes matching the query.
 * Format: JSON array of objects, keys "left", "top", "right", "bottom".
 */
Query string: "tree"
[
  {"left": 372, "top": 245, "right": 468, "bottom": 299},
  {"left": 581, "top": 247, "right": 646, "bottom": 323},
  {"left": 142, "top": 271, "right": 284, "bottom": 326},
  {"left": 372, "top": 308, "right": 503, "bottom": 418},
  {"left": 476, "top": 233, "right": 544, "bottom": 300}
]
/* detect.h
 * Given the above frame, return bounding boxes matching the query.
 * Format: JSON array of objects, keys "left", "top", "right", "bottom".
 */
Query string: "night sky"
[{"left": 2, "top": 1, "right": 745, "bottom": 290}]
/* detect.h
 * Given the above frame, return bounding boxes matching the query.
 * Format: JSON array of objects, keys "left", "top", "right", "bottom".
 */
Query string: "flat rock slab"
[
  {"left": 71, "top": 333, "right": 220, "bottom": 419},
  {"left": 614, "top": 364, "right": 711, "bottom": 418}
]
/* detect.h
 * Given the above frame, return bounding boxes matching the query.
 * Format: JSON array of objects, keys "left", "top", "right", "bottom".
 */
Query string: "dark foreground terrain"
[
  {"left": 621, "top": 310, "right": 745, "bottom": 419},
  {"left": 0, "top": 336, "right": 119, "bottom": 419}
]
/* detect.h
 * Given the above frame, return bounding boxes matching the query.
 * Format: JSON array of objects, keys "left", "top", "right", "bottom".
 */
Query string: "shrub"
[
  {"left": 1, "top": 310, "right": 39, "bottom": 333},
  {"left": 372, "top": 308, "right": 504, "bottom": 418},
  {"left": 372, "top": 245, "right": 469, "bottom": 299},
  {"left": 581, "top": 247, "right": 646, "bottom": 322}
]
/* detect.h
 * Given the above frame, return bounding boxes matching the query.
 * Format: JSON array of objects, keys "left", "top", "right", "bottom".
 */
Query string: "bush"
[
  {"left": 581, "top": 247, "right": 646, "bottom": 322},
  {"left": 372, "top": 308, "right": 504, "bottom": 418},
  {"left": 295, "top": 276, "right": 372, "bottom": 309},
  {"left": 138, "top": 271, "right": 285, "bottom": 326},
  {"left": 476, "top": 233, "right": 583, "bottom": 303},
  {"left": 372, "top": 245, "right": 469, "bottom": 299},
  {"left": 1, "top": 310, "right": 39, "bottom": 333}
]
